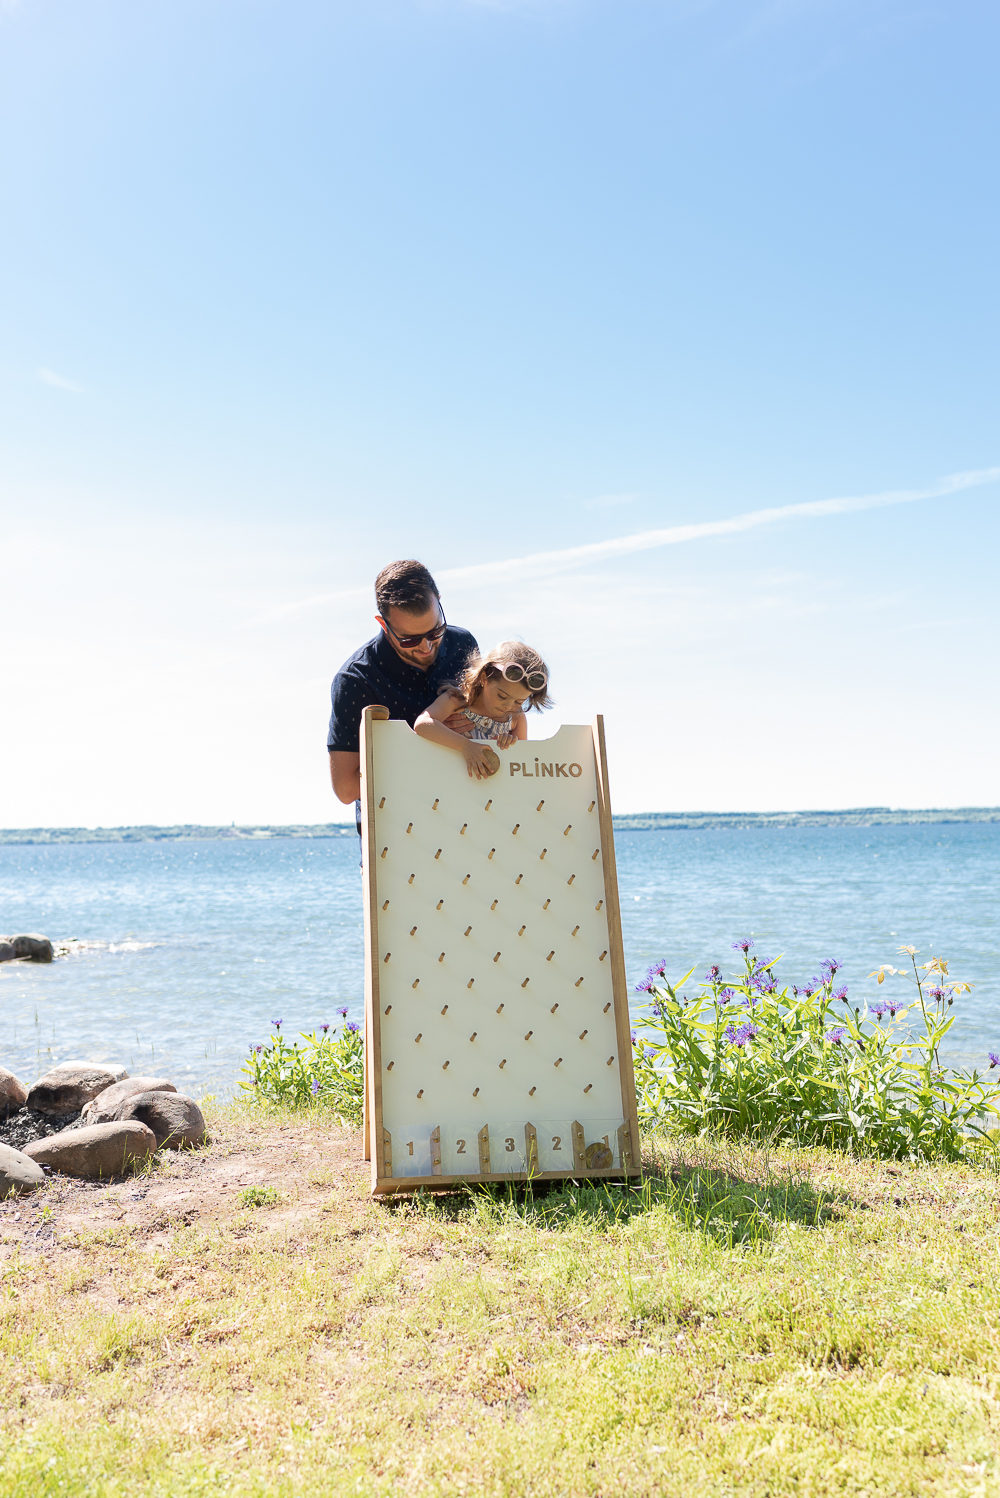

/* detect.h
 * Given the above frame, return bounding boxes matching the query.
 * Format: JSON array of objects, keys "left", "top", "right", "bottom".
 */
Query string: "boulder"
[
  {"left": 0, "top": 1067, "right": 28, "bottom": 1119},
  {"left": 24, "top": 1120, "right": 157, "bottom": 1179},
  {"left": 26, "top": 1062, "right": 129, "bottom": 1117},
  {"left": 111, "top": 1091, "right": 208, "bottom": 1150},
  {"left": 0, "top": 941, "right": 16, "bottom": 963},
  {"left": 11, "top": 934, "right": 54, "bottom": 963},
  {"left": 81, "top": 1076, "right": 177, "bottom": 1124},
  {"left": 0, "top": 1142, "right": 46, "bottom": 1199}
]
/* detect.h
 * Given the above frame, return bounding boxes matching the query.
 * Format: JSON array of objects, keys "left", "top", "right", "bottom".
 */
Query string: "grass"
[{"left": 1, "top": 1100, "right": 998, "bottom": 1496}]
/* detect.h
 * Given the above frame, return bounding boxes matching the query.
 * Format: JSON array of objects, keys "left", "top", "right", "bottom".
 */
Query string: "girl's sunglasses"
[{"left": 494, "top": 661, "right": 547, "bottom": 692}]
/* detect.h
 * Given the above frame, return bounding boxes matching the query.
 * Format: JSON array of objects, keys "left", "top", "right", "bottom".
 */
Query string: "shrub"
[
  {"left": 239, "top": 1012, "right": 364, "bottom": 1126},
  {"left": 632, "top": 943, "right": 1000, "bottom": 1162}
]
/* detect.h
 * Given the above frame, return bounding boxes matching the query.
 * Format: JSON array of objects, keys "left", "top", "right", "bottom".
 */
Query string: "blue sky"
[{"left": 2, "top": 0, "right": 997, "bottom": 826}]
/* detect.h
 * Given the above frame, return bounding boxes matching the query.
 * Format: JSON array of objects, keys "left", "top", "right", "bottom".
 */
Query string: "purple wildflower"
[
  {"left": 643, "top": 1045, "right": 657, "bottom": 1062},
  {"left": 634, "top": 975, "right": 653, "bottom": 994},
  {"left": 724, "top": 1021, "right": 759, "bottom": 1049},
  {"left": 347, "top": 1020, "right": 360, "bottom": 1034},
  {"left": 826, "top": 1027, "right": 847, "bottom": 1046},
  {"left": 821, "top": 959, "right": 842, "bottom": 977},
  {"left": 719, "top": 987, "right": 736, "bottom": 1003},
  {"left": 271, "top": 1018, "right": 282, "bottom": 1029},
  {"left": 869, "top": 999, "right": 889, "bottom": 1021},
  {"left": 832, "top": 985, "right": 849, "bottom": 1003},
  {"left": 310, "top": 1078, "right": 321, "bottom": 1095},
  {"left": 704, "top": 965, "right": 722, "bottom": 982},
  {"left": 336, "top": 1005, "right": 349, "bottom": 1019},
  {"left": 631, "top": 1029, "right": 638, "bottom": 1044},
  {"left": 988, "top": 1052, "right": 999, "bottom": 1069},
  {"left": 739, "top": 991, "right": 762, "bottom": 1009},
  {"left": 320, "top": 1022, "right": 330, "bottom": 1033},
  {"left": 731, "top": 938, "right": 755, "bottom": 954},
  {"left": 253, "top": 1043, "right": 263, "bottom": 1054}
]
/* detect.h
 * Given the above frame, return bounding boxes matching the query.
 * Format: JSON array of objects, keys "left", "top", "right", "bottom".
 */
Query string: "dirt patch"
[{"left": 0, "top": 1109, "right": 369, "bottom": 1258}]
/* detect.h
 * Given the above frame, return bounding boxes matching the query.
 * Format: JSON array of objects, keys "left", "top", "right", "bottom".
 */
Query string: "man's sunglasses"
[
  {"left": 382, "top": 609, "right": 448, "bottom": 649},
  {"left": 489, "top": 661, "right": 548, "bottom": 693}
]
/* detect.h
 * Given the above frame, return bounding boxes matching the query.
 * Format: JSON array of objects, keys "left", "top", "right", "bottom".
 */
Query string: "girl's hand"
[
  {"left": 463, "top": 741, "right": 500, "bottom": 779},
  {"left": 495, "top": 729, "right": 517, "bottom": 749}
]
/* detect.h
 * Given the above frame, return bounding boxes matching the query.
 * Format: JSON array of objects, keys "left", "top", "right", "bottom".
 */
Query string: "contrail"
[{"left": 272, "top": 466, "right": 1000, "bottom": 615}]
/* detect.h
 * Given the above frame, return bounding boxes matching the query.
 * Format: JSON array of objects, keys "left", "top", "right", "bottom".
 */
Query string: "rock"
[
  {"left": 0, "top": 1067, "right": 28, "bottom": 1120},
  {"left": 0, "top": 1142, "right": 46, "bottom": 1199},
  {"left": 24, "top": 1120, "right": 156, "bottom": 1179},
  {"left": 26, "top": 1062, "right": 129, "bottom": 1117},
  {"left": 111, "top": 1091, "right": 208, "bottom": 1150},
  {"left": 10, "top": 934, "right": 54, "bottom": 962},
  {"left": 0, "top": 1106, "right": 81, "bottom": 1153},
  {"left": 81, "top": 1076, "right": 177, "bottom": 1124},
  {"left": 0, "top": 941, "right": 16, "bottom": 963}
]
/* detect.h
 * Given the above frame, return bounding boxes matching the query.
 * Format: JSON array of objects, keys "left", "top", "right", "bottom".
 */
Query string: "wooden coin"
[
  {"left": 584, "top": 1141, "right": 614, "bottom": 1171},
  {"left": 481, "top": 746, "right": 501, "bottom": 777}
]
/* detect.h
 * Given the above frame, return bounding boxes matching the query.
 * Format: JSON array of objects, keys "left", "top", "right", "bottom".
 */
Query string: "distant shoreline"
[{"left": 1, "top": 807, "right": 997, "bottom": 845}]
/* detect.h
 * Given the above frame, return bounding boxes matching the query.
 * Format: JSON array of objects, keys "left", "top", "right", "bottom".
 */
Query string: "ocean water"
[{"left": 1, "top": 823, "right": 997, "bottom": 1098}]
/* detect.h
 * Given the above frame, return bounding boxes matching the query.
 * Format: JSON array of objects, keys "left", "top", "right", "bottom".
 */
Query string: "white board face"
[{"left": 362, "top": 716, "right": 638, "bottom": 1194}]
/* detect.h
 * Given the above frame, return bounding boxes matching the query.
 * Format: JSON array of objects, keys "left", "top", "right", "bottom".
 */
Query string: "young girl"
[{"left": 414, "top": 642, "right": 552, "bottom": 780}]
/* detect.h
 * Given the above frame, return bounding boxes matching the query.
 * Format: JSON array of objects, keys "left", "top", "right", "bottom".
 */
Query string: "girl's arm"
[{"left": 414, "top": 692, "right": 500, "bottom": 780}]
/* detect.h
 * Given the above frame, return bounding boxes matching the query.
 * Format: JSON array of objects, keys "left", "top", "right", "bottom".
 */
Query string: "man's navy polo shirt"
[{"left": 327, "top": 626, "right": 479, "bottom": 755}]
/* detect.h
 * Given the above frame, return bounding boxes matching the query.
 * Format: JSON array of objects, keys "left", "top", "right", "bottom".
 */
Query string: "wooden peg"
[
  {"left": 411, "top": 979, "right": 420, "bottom": 990},
  {"left": 469, "top": 1031, "right": 477, "bottom": 1042},
  {"left": 518, "top": 924, "right": 526, "bottom": 936},
  {"left": 464, "top": 925, "right": 472, "bottom": 937},
  {"left": 408, "top": 873, "right": 415, "bottom": 885},
  {"left": 536, "top": 799, "right": 545, "bottom": 811},
  {"left": 410, "top": 925, "right": 417, "bottom": 936},
  {"left": 490, "top": 899, "right": 498, "bottom": 910},
  {"left": 515, "top": 873, "right": 523, "bottom": 884},
  {"left": 382, "top": 899, "right": 390, "bottom": 911},
  {"left": 499, "top": 1059, "right": 507, "bottom": 1069},
  {"left": 438, "top": 952, "right": 445, "bottom": 963},
  {"left": 592, "top": 849, "right": 600, "bottom": 861},
  {"left": 496, "top": 1003, "right": 504, "bottom": 1014},
  {"left": 543, "top": 899, "right": 551, "bottom": 910},
  {"left": 599, "top": 950, "right": 608, "bottom": 961},
  {"left": 546, "top": 951, "right": 555, "bottom": 962},
  {"left": 572, "top": 925, "right": 580, "bottom": 936},
  {"left": 441, "top": 1004, "right": 449, "bottom": 1015},
  {"left": 437, "top": 899, "right": 444, "bottom": 910},
  {"left": 378, "top": 796, "right": 386, "bottom": 809},
  {"left": 493, "top": 952, "right": 501, "bottom": 963},
  {"left": 484, "top": 798, "right": 493, "bottom": 811},
  {"left": 442, "top": 1060, "right": 450, "bottom": 1070},
  {"left": 463, "top": 874, "right": 471, "bottom": 885},
  {"left": 521, "top": 978, "right": 530, "bottom": 989},
  {"left": 539, "top": 848, "right": 548, "bottom": 860},
  {"left": 606, "top": 1056, "right": 615, "bottom": 1066},
  {"left": 387, "top": 1060, "right": 394, "bottom": 1070},
  {"left": 380, "top": 847, "right": 388, "bottom": 859},
  {"left": 415, "top": 1033, "right": 422, "bottom": 1043},
  {"left": 588, "top": 800, "right": 595, "bottom": 812},
  {"left": 564, "top": 825, "right": 572, "bottom": 836},
  {"left": 417, "top": 1089, "right": 424, "bottom": 1099},
  {"left": 567, "top": 874, "right": 576, "bottom": 885},
  {"left": 467, "top": 979, "right": 475, "bottom": 990},
  {"left": 524, "top": 1029, "right": 533, "bottom": 1040},
  {"left": 432, "top": 798, "right": 439, "bottom": 810},
  {"left": 554, "top": 1057, "right": 563, "bottom": 1067},
  {"left": 405, "top": 822, "right": 413, "bottom": 834},
  {"left": 434, "top": 848, "right": 442, "bottom": 860},
  {"left": 487, "top": 848, "right": 496, "bottom": 860},
  {"left": 512, "top": 823, "right": 520, "bottom": 835},
  {"left": 460, "top": 823, "right": 467, "bottom": 835},
  {"left": 529, "top": 1086, "right": 537, "bottom": 1097},
  {"left": 583, "top": 1083, "right": 593, "bottom": 1094},
  {"left": 383, "top": 952, "right": 391, "bottom": 963},
  {"left": 575, "top": 978, "right": 585, "bottom": 989},
  {"left": 579, "top": 1028, "right": 588, "bottom": 1039},
  {"left": 603, "top": 1002, "right": 612, "bottom": 1013},
  {"left": 595, "top": 899, "right": 604, "bottom": 911},
  {"left": 384, "top": 1004, "right": 392, "bottom": 1014},
  {"left": 550, "top": 1002, "right": 559, "bottom": 1013},
  {"left": 473, "top": 1087, "right": 480, "bottom": 1098}
]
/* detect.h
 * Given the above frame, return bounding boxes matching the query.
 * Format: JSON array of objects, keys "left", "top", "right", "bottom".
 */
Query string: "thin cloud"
[
  {"left": 584, "top": 492, "right": 638, "bottom": 511},
  {"left": 269, "top": 466, "right": 1000, "bottom": 617},
  {"left": 38, "top": 367, "right": 85, "bottom": 393}
]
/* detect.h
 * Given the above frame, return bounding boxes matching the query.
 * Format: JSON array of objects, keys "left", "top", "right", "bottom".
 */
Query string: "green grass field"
[{"left": 1, "top": 1104, "right": 998, "bottom": 1496}]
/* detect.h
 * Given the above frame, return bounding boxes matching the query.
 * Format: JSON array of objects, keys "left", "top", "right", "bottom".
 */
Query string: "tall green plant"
[
  {"left": 632, "top": 943, "right": 1000, "bottom": 1161},
  {"left": 240, "top": 1011, "right": 364, "bottom": 1125}
]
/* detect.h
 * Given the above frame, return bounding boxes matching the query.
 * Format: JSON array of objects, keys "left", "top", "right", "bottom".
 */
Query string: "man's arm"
[{"left": 329, "top": 750, "right": 361, "bottom": 804}]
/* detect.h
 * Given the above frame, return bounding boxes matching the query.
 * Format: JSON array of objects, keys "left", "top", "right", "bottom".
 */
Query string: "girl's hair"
[{"left": 457, "top": 641, "right": 553, "bottom": 712}]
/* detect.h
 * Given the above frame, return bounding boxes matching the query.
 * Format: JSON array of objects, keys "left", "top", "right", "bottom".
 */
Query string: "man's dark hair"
[{"left": 375, "top": 560, "right": 441, "bottom": 617}]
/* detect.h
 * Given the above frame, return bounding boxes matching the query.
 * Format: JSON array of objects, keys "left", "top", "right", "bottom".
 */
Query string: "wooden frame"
[{"left": 360, "top": 707, "right": 640, "bottom": 1196}]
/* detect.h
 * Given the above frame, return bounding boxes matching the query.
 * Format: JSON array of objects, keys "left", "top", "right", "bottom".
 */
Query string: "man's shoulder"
[
  {"left": 333, "top": 634, "right": 384, "bottom": 683},
  {"left": 441, "top": 625, "right": 478, "bottom": 658}
]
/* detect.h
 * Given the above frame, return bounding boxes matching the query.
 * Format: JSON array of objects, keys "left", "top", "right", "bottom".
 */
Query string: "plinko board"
[{"left": 360, "top": 707, "right": 640, "bottom": 1196}]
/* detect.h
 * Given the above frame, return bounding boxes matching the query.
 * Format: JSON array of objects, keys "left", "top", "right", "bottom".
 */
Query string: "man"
[{"left": 327, "top": 559, "right": 479, "bottom": 809}]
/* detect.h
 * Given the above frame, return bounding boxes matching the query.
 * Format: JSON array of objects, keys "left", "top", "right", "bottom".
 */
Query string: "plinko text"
[{"left": 510, "top": 759, "right": 584, "bottom": 778}]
